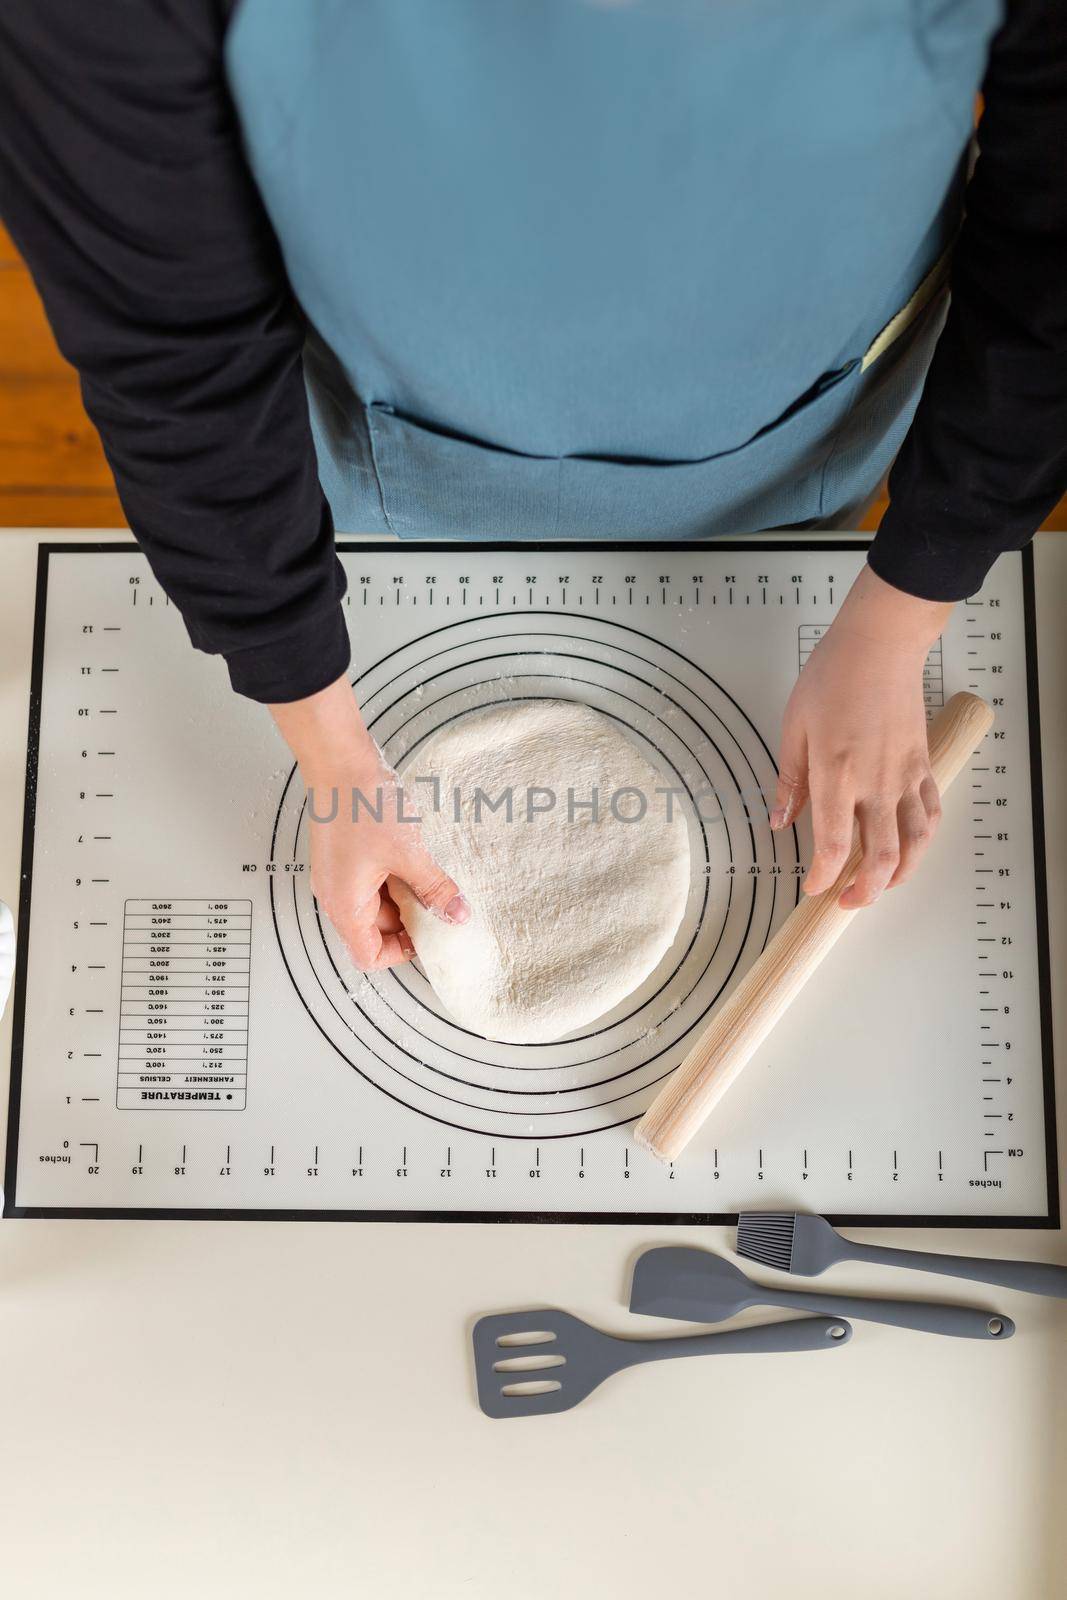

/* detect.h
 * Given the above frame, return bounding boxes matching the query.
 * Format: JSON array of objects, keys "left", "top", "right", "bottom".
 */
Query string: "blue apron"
[{"left": 225, "top": 0, "right": 1001, "bottom": 539}]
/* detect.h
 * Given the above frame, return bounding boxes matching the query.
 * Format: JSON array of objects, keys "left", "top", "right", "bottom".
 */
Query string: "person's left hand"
[{"left": 770, "top": 562, "right": 954, "bottom": 909}]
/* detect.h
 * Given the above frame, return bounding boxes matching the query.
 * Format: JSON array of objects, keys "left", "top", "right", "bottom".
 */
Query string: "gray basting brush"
[{"left": 735, "top": 1211, "right": 1067, "bottom": 1299}]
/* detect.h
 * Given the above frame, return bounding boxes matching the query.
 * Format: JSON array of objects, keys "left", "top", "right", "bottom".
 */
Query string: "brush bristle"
[{"left": 736, "top": 1211, "right": 796, "bottom": 1271}]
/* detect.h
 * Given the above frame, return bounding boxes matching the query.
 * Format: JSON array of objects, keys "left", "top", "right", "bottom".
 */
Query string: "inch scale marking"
[
  {"left": 3, "top": 541, "right": 1057, "bottom": 1224},
  {"left": 45, "top": 1137, "right": 983, "bottom": 1192}
]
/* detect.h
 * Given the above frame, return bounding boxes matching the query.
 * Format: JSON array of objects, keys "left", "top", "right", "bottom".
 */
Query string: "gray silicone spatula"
[
  {"left": 737, "top": 1211, "right": 1067, "bottom": 1299},
  {"left": 630, "top": 1246, "right": 1014, "bottom": 1340},
  {"left": 473, "top": 1308, "right": 852, "bottom": 1418}
]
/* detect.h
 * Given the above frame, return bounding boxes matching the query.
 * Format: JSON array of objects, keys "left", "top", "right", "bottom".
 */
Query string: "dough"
[{"left": 390, "top": 700, "right": 690, "bottom": 1043}]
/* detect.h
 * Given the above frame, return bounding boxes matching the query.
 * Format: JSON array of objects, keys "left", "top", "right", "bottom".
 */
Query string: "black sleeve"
[
  {"left": 867, "top": 0, "right": 1067, "bottom": 601},
  {"left": 0, "top": 0, "right": 349, "bottom": 703}
]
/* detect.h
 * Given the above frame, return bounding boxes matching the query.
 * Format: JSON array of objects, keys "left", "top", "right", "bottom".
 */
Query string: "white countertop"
[{"left": 1, "top": 528, "right": 1064, "bottom": 1600}]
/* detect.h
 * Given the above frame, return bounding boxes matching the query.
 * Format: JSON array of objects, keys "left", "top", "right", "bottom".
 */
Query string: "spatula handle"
[
  {"left": 765, "top": 1287, "right": 1013, "bottom": 1340},
  {"left": 847, "top": 1242, "right": 1067, "bottom": 1299},
  {"left": 613, "top": 1315, "right": 852, "bottom": 1372},
  {"left": 634, "top": 693, "right": 994, "bottom": 1164}
]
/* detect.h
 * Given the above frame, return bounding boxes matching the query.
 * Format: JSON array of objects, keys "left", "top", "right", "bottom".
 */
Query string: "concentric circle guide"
[{"left": 269, "top": 613, "right": 801, "bottom": 1140}]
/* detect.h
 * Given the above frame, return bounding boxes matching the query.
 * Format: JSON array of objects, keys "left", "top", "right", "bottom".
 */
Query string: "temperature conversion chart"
[{"left": 3, "top": 541, "right": 1057, "bottom": 1224}]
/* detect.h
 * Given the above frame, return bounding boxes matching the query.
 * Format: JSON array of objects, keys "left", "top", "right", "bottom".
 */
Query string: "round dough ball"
[{"left": 390, "top": 700, "right": 690, "bottom": 1043}]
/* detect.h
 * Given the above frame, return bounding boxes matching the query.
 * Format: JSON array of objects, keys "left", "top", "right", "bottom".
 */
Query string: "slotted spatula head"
[
  {"left": 472, "top": 1309, "right": 609, "bottom": 1419},
  {"left": 473, "top": 1306, "right": 854, "bottom": 1418}
]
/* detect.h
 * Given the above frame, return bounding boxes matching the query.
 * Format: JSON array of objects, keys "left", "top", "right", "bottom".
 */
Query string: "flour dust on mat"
[{"left": 389, "top": 700, "right": 691, "bottom": 1044}]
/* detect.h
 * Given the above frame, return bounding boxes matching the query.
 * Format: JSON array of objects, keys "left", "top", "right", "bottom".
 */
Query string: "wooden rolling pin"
[{"left": 634, "top": 691, "right": 994, "bottom": 1164}]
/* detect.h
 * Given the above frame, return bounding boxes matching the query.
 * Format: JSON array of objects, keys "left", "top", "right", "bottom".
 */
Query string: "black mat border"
[{"left": 3, "top": 538, "right": 1059, "bottom": 1228}]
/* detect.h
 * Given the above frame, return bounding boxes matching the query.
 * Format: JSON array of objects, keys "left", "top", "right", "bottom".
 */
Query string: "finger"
[
  {"left": 920, "top": 772, "right": 943, "bottom": 830},
  {"left": 376, "top": 888, "right": 403, "bottom": 934},
  {"left": 838, "top": 799, "right": 900, "bottom": 909},
  {"left": 320, "top": 880, "right": 413, "bottom": 971},
  {"left": 771, "top": 718, "right": 809, "bottom": 830},
  {"left": 402, "top": 846, "right": 470, "bottom": 924},
  {"left": 802, "top": 771, "right": 856, "bottom": 896},
  {"left": 345, "top": 914, "right": 415, "bottom": 971},
  {"left": 361, "top": 930, "right": 416, "bottom": 970},
  {"left": 885, "top": 789, "right": 933, "bottom": 888}
]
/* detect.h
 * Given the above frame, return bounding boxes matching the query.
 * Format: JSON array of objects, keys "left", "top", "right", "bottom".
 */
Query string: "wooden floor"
[
  {"left": 2, "top": 220, "right": 1064, "bottom": 535},
  {"left": 0, "top": 223, "right": 125, "bottom": 527}
]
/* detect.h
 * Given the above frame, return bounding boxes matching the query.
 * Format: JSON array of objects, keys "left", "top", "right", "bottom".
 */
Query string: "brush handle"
[
  {"left": 634, "top": 693, "right": 994, "bottom": 1164},
  {"left": 760, "top": 1286, "right": 1013, "bottom": 1340},
  {"left": 609, "top": 1315, "right": 852, "bottom": 1373},
  {"left": 845, "top": 1242, "right": 1067, "bottom": 1299}
]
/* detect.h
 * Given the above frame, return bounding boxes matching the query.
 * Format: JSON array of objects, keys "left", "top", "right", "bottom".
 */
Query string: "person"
[{"left": 1, "top": 1, "right": 1064, "bottom": 973}]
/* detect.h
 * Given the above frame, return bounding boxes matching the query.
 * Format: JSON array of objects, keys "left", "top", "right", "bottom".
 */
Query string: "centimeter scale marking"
[
  {"left": 339, "top": 570, "right": 835, "bottom": 611},
  {"left": 963, "top": 592, "right": 1021, "bottom": 1182}
]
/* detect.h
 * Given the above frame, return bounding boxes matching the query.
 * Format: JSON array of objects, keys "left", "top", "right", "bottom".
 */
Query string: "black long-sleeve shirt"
[{"left": 1, "top": 1, "right": 1065, "bottom": 702}]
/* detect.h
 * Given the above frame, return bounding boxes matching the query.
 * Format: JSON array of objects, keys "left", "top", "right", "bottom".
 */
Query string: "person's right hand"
[
  {"left": 269, "top": 676, "right": 469, "bottom": 970},
  {"left": 769, "top": 562, "right": 952, "bottom": 909}
]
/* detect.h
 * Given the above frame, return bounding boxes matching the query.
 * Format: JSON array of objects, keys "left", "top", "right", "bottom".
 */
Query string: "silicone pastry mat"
[{"left": 3, "top": 541, "right": 1056, "bottom": 1224}]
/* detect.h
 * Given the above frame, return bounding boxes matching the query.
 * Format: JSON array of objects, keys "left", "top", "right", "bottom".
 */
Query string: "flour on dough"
[{"left": 389, "top": 700, "right": 691, "bottom": 1043}]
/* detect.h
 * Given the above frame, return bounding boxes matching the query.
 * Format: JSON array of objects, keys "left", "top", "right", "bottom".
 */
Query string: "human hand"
[
  {"left": 770, "top": 564, "right": 954, "bottom": 909},
  {"left": 270, "top": 676, "right": 469, "bottom": 969}
]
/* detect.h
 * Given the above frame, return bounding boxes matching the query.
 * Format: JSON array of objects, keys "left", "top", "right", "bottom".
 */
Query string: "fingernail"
[
  {"left": 399, "top": 932, "right": 415, "bottom": 956},
  {"left": 444, "top": 894, "right": 471, "bottom": 925},
  {"left": 770, "top": 807, "right": 786, "bottom": 829}
]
